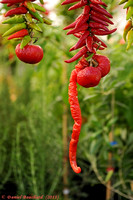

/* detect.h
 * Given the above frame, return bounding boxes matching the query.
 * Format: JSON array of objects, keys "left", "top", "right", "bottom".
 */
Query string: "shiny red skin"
[
  {"left": 15, "top": 44, "right": 43, "bottom": 64},
  {"left": 93, "top": 54, "right": 110, "bottom": 77},
  {"left": 77, "top": 66, "right": 101, "bottom": 88}
]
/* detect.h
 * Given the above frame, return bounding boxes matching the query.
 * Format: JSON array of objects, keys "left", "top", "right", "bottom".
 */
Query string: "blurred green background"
[{"left": 0, "top": 0, "right": 133, "bottom": 200}]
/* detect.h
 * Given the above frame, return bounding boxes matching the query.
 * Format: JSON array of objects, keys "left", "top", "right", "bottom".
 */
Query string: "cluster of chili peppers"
[
  {"left": 62, "top": 0, "right": 117, "bottom": 173},
  {"left": 119, "top": 0, "right": 133, "bottom": 50},
  {"left": 1, "top": 0, "right": 52, "bottom": 64}
]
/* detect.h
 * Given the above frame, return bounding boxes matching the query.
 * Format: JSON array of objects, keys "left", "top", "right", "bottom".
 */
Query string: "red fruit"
[
  {"left": 77, "top": 66, "right": 101, "bottom": 88},
  {"left": 15, "top": 44, "right": 43, "bottom": 64},
  {"left": 93, "top": 54, "right": 110, "bottom": 78}
]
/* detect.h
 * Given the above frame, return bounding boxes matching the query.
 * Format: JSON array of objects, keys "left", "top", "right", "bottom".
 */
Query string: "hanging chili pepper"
[
  {"left": 3, "top": 23, "right": 27, "bottom": 37},
  {"left": 89, "top": 22, "right": 109, "bottom": 31},
  {"left": 63, "top": 15, "right": 82, "bottom": 30},
  {"left": 90, "top": 0, "right": 107, "bottom": 7},
  {"left": 90, "top": 15, "right": 109, "bottom": 26},
  {"left": 86, "top": 36, "right": 93, "bottom": 52},
  {"left": 70, "top": 31, "right": 90, "bottom": 51},
  {"left": 2, "top": 15, "right": 25, "bottom": 24},
  {"left": 68, "top": 0, "right": 88, "bottom": 11},
  {"left": 20, "top": 35, "right": 31, "bottom": 49},
  {"left": 91, "top": 28, "right": 117, "bottom": 35},
  {"left": 23, "top": 1, "right": 36, "bottom": 13},
  {"left": 29, "top": 22, "right": 43, "bottom": 32},
  {"left": 90, "top": 3, "right": 113, "bottom": 18},
  {"left": 83, "top": 5, "right": 90, "bottom": 15},
  {"left": 29, "top": 10, "right": 43, "bottom": 23},
  {"left": 5, "top": 7, "right": 27, "bottom": 17},
  {"left": 75, "top": 14, "right": 90, "bottom": 28},
  {"left": 68, "top": 69, "right": 82, "bottom": 174},
  {"left": 8, "top": 29, "right": 28, "bottom": 40},
  {"left": 32, "top": 3, "right": 46, "bottom": 12},
  {"left": 67, "top": 23, "right": 89, "bottom": 35},
  {"left": 61, "top": 0, "right": 80, "bottom": 5},
  {"left": 69, "top": 40, "right": 86, "bottom": 51},
  {"left": 126, "top": 29, "right": 133, "bottom": 50},
  {"left": 123, "top": 20, "right": 132, "bottom": 41},
  {"left": 90, "top": 10, "right": 114, "bottom": 25},
  {"left": 65, "top": 46, "right": 88, "bottom": 63},
  {"left": 126, "top": 6, "right": 133, "bottom": 20}
]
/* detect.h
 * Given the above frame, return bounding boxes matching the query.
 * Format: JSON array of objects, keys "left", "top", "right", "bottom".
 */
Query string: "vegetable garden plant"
[{"left": 0, "top": 0, "right": 133, "bottom": 199}]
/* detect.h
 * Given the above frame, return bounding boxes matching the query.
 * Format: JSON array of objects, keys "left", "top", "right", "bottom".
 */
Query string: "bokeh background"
[{"left": 0, "top": 0, "right": 133, "bottom": 199}]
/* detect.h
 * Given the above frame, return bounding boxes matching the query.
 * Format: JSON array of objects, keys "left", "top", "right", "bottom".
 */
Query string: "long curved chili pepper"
[
  {"left": 63, "top": 14, "right": 82, "bottom": 30},
  {"left": 91, "top": 28, "right": 117, "bottom": 35},
  {"left": 86, "top": 36, "right": 93, "bottom": 52},
  {"left": 90, "top": 15, "right": 109, "bottom": 26},
  {"left": 23, "top": 0, "right": 36, "bottom": 13},
  {"left": 69, "top": 31, "right": 89, "bottom": 51},
  {"left": 67, "top": 23, "right": 89, "bottom": 35},
  {"left": 69, "top": 40, "right": 86, "bottom": 51},
  {"left": 68, "top": 0, "right": 88, "bottom": 11},
  {"left": 63, "top": 21, "right": 77, "bottom": 30},
  {"left": 73, "top": 33, "right": 82, "bottom": 38},
  {"left": 69, "top": 69, "right": 82, "bottom": 174},
  {"left": 126, "top": 29, "right": 133, "bottom": 50},
  {"left": 89, "top": 22, "right": 109, "bottom": 31},
  {"left": 93, "top": 35, "right": 107, "bottom": 48},
  {"left": 8, "top": 29, "right": 28, "bottom": 40},
  {"left": 3, "top": 23, "right": 26, "bottom": 37},
  {"left": 83, "top": 5, "right": 90, "bottom": 15},
  {"left": 90, "top": 0, "right": 107, "bottom": 7},
  {"left": 65, "top": 46, "right": 88, "bottom": 63},
  {"left": 90, "top": 3, "right": 113, "bottom": 18},
  {"left": 123, "top": 20, "right": 132, "bottom": 41},
  {"left": 90, "top": 10, "right": 114, "bottom": 25},
  {"left": 2, "top": 15, "right": 25, "bottom": 24},
  {"left": 61, "top": 0, "right": 80, "bottom": 5},
  {"left": 76, "top": 14, "right": 90, "bottom": 28},
  {"left": 5, "top": 7, "right": 27, "bottom": 17}
]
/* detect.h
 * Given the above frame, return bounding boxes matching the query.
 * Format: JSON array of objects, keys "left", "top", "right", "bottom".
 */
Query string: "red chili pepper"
[
  {"left": 83, "top": 5, "right": 90, "bottom": 15},
  {"left": 69, "top": 40, "right": 86, "bottom": 51},
  {"left": 70, "top": 31, "right": 90, "bottom": 51},
  {"left": 90, "top": 0, "right": 107, "bottom": 7},
  {"left": 63, "top": 14, "right": 82, "bottom": 30},
  {"left": 61, "top": 0, "right": 80, "bottom": 5},
  {"left": 68, "top": 0, "right": 88, "bottom": 11},
  {"left": 89, "top": 22, "right": 109, "bottom": 31},
  {"left": 86, "top": 36, "right": 93, "bottom": 52},
  {"left": 93, "top": 35, "right": 107, "bottom": 48},
  {"left": 65, "top": 46, "right": 88, "bottom": 63},
  {"left": 73, "top": 33, "right": 82, "bottom": 38},
  {"left": 8, "top": 29, "right": 28, "bottom": 40},
  {"left": 91, "top": 28, "right": 117, "bottom": 35},
  {"left": 90, "top": 3, "right": 113, "bottom": 18},
  {"left": 1, "top": 0, "right": 24, "bottom": 4},
  {"left": 90, "top": 15, "right": 109, "bottom": 26},
  {"left": 5, "top": 7, "right": 27, "bottom": 17},
  {"left": 76, "top": 14, "right": 90, "bottom": 28},
  {"left": 90, "top": 10, "right": 114, "bottom": 25},
  {"left": 68, "top": 69, "right": 82, "bottom": 174},
  {"left": 63, "top": 21, "right": 77, "bottom": 30},
  {"left": 67, "top": 23, "right": 89, "bottom": 35},
  {"left": 93, "top": 43, "right": 105, "bottom": 50}
]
